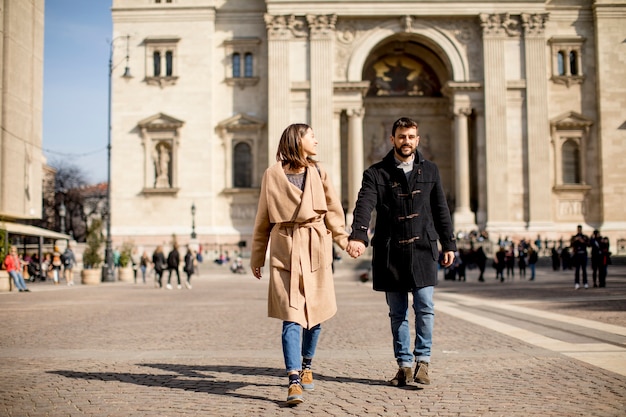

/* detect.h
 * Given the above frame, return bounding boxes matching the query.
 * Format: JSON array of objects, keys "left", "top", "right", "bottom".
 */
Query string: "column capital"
[
  {"left": 521, "top": 13, "right": 549, "bottom": 37},
  {"left": 454, "top": 107, "right": 472, "bottom": 117},
  {"left": 306, "top": 14, "right": 337, "bottom": 39},
  {"left": 264, "top": 14, "right": 307, "bottom": 40},
  {"left": 346, "top": 107, "right": 365, "bottom": 118},
  {"left": 479, "top": 13, "right": 521, "bottom": 37}
]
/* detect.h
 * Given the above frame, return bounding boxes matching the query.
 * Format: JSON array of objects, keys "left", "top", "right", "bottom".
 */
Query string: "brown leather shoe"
[
  {"left": 299, "top": 369, "right": 314, "bottom": 391},
  {"left": 286, "top": 382, "right": 304, "bottom": 405},
  {"left": 389, "top": 367, "right": 413, "bottom": 387},
  {"left": 414, "top": 361, "right": 431, "bottom": 385}
]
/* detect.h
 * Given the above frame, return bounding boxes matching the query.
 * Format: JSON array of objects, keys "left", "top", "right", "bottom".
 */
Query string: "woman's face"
[{"left": 300, "top": 128, "right": 317, "bottom": 158}]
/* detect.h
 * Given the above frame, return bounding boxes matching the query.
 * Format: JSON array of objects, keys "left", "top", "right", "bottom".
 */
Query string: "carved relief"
[
  {"left": 306, "top": 14, "right": 337, "bottom": 39},
  {"left": 558, "top": 200, "right": 586, "bottom": 217},
  {"left": 231, "top": 204, "right": 257, "bottom": 219},
  {"left": 264, "top": 14, "right": 307, "bottom": 40},
  {"left": 153, "top": 141, "right": 172, "bottom": 188},
  {"left": 479, "top": 13, "right": 521, "bottom": 37},
  {"left": 521, "top": 13, "right": 549, "bottom": 36}
]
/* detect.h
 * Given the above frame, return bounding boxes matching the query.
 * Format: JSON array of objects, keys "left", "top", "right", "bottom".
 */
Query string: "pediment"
[
  {"left": 217, "top": 113, "right": 266, "bottom": 132},
  {"left": 550, "top": 111, "right": 593, "bottom": 130},
  {"left": 138, "top": 113, "right": 185, "bottom": 130}
]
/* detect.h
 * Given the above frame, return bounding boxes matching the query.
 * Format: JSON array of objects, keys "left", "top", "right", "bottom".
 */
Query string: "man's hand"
[
  {"left": 441, "top": 251, "right": 455, "bottom": 268},
  {"left": 346, "top": 240, "right": 366, "bottom": 258}
]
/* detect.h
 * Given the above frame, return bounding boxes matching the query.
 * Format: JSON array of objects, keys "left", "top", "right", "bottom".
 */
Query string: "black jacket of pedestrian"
[
  {"left": 349, "top": 150, "right": 456, "bottom": 291},
  {"left": 153, "top": 251, "right": 166, "bottom": 273},
  {"left": 167, "top": 248, "right": 180, "bottom": 269}
]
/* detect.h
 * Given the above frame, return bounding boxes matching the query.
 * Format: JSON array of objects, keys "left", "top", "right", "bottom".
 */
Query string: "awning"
[{"left": 0, "top": 221, "right": 71, "bottom": 240}]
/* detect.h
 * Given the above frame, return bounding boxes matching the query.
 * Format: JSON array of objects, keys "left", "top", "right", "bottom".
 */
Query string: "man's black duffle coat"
[{"left": 349, "top": 150, "right": 457, "bottom": 292}]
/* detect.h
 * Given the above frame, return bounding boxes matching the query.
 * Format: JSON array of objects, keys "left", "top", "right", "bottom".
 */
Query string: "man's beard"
[{"left": 394, "top": 144, "right": 415, "bottom": 158}]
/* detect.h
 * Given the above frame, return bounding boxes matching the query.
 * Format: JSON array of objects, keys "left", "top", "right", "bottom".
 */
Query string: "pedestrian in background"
[
  {"left": 3, "top": 246, "right": 30, "bottom": 292},
  {"left": 571, "top": 225, "right": 589, "bottom": 289},
  {"left": 51, "top": 247, "right": 62, "bottom": 285},
  {"left": 528, "top": 246, "right": 538, "bottom": 281},
  {"left": 250, "top": 123, "right": 349, "bottom": 405},
  {"left": 590, "top": 229, "right": 602, "bottom": 288},
  {"left": 139, "top": 251, "right": 150, "bottom": 284},
  {"left": 346, "top": 117, "right": 456, "bottom": 389},
  {"left": 62, "top": 246, "right": 76, "bottom": 286},
  {"left": 183, "top": 245, "right": 195, "bottom": 289},
  {"left": 152, "top": 246, "right": 166, "bottom": 288},
  {"left": 166, "top": 245, "right": 181, "bottom": 289},
  {"left": 598, "top": 236, "right": 611, "bottom": 288}
]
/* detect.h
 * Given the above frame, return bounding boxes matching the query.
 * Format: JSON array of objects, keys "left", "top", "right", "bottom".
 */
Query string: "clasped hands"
[{"left": 346, "top": 240, "right": 365, "bottom": 259}]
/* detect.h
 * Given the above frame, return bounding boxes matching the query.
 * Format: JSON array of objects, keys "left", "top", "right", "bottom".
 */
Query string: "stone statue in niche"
[{"left": 153, "top": 142, "right": 171, "bottom": 188}]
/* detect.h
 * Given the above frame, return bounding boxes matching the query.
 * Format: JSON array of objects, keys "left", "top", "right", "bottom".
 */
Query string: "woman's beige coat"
[{"left": 250, "top": 162, "right": 349, "bottom": 328}]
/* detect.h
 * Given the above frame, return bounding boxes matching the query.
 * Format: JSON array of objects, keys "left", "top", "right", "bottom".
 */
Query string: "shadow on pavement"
[{"left": 48, "top": 363, "right": 391, "bottom": 406}]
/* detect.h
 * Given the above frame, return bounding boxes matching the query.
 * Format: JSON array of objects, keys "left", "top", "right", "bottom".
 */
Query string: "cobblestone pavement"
[{"left": 1, "top": 259, "right": 625, "bottom": 416}]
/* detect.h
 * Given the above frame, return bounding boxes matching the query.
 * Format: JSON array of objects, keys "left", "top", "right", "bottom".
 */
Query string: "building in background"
[
  {"left": 110, "top": 0, "right": 625, "bottom": 257},
  {"left": 0, "top": 0, "right": 69, "bottom": 263}
]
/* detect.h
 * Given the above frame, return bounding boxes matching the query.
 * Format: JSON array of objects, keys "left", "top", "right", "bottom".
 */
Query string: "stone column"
[
  {"left": 480, "top": 13, "right": 511, "bottom": 230},
  {"left": 307, "top": 14, "right": 338, "bottom": 181},
  {"left": 346, "top": 107, "right": 364, "bottom": 228},
  {"left": 453, "top": 106, "right": 477, "bottom": 232},
  {"left": 474, "top": 109, "right": 488, "bottom": 227},
  {"left": 522, "top": 13, "right": 553, "bottom": 231},
  {"left": 264, "top": 15, "right": 295, "bottom": 166}
]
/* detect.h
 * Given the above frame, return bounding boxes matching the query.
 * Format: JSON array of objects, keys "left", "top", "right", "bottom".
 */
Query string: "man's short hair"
[{"left": 392, "top": 117, "right": 419, "bottom": 136}]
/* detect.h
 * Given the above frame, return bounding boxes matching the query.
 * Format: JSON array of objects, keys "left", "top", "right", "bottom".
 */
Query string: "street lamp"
[
  {"left": 191, "top": 203, "right": 197, "bottom": 239},
  {"left": 103, "top": 35, "right": 132, "bottom": 283},
  {"left": 58, "top": 201, "right": 66, "bottom": 235}
]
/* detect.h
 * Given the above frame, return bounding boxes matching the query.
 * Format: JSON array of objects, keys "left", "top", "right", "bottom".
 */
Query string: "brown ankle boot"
[
  {"left": 414, "top": 361, "right": 431, "bottom": 385},
  {"left": 389, "top": 367, "right": 412, "bottom": 387}
]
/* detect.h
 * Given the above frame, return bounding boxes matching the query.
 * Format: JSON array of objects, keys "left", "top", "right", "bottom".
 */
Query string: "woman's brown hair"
[{"left": 275, "top": 123, "right": 316, "bottom": 170}]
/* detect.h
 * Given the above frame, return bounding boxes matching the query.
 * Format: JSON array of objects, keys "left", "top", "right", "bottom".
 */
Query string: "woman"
[
  {"left": 3, "top": 246, "right": 30, "bottom": 292},
  {"left": 250, "top": 123, "right": 349, "bottom": 405},
  {"left": 51, "top": 247, "right": 63, "bottom": 285},
  {"left": 152, "top": 246, "right": 166, "bottom": 288},
  {"left": 183, "top": 245, "right": 195, "bottom": 289},
  {"left": 140, "top": 251, "right": 150, "bottom": 284}
]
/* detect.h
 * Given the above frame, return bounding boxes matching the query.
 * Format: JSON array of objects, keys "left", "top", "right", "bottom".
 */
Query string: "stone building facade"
[{"left": 110, "top": 0, "right": 625, "bottom": 256}]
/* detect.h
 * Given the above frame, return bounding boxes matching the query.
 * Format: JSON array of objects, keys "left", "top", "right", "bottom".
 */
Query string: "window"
[
  {"left": 232, "top": 53, "right": 241, "bottom": 77},
  {"left": 233, "top": 142, "right": 253, "bottom": 188},
  {"left": 562, "top": 140, "right": 580, "bottom": 184},
  {"left": 549, "top": 37, "right": 585, "bottom": 87},
  {"left": 216, "top": 113, "right": 266, "bottom": 190},
  {"left": 224, "top": 38, "right": 261, "bottom": 89},
  {"left": 244, "top": 53, "right": 253, "bottom": 78},
  {"left": 550, "top": 111, "right": 592, "bottom": 190},
  {"left": 144, "top": 37, "right": 180, "bottom": 87}
]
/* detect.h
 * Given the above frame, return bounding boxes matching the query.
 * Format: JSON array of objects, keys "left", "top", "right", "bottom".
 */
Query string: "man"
[
  {"left": 346, "top": 117, "right": 456, "bottom": 387},
  {"left": 570, "top": 225, "right": 589, "bottom": 289},
  {"left": 590, "top": 229, "right": 602, "bottom": 288},
  {"left": 62, "top": 246, "right": 76, "bottom": 286}
]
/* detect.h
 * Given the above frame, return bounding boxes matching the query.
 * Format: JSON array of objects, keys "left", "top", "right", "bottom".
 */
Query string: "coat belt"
[{"left": 279, "top": 218, "right": 326, "bottom": 309}]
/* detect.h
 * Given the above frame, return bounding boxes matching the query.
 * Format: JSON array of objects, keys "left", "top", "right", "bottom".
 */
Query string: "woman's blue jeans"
[
  {"left": 9, "top": 271, "right": 28, "bottom": 291},
  {"left": 386, "top": 286, "right": 434, "bottom": 368},
  {"left": 282, "top": 321, "right": 321, "bottom": 373}
]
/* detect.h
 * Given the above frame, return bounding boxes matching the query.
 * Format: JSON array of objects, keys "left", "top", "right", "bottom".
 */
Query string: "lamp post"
[
  {"left": 191, "top": 203, "right": 197, "bottom": 239},
  {"left": 103, "top": 35, "right": 132, "bottom": 283},
  {"left": 58, "top": 201, "right": 66, "bottom": 235}
]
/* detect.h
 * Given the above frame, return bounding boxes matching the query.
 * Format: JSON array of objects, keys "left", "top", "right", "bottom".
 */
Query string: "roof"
[{"left": 0, "top": 221, "right": 71, "bottom": 240}]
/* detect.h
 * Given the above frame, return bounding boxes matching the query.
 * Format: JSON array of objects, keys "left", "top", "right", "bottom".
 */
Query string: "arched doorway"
[{"left": 348, "top": 36, "right": 455, "bottom": 206}]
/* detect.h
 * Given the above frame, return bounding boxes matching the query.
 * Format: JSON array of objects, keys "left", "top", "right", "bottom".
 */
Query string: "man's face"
[{"left": 390, "top": 126, "right": 420, "bottom": 161}]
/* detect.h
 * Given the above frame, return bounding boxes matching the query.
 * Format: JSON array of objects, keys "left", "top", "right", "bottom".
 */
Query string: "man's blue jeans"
[
  {"left": 282, "top": 321, "right": 321, "bottom": 372},
  {"left": 9, "top": 271, "right": 28, "bottom": 291},
  {"left": 386, "top": 286, "right": 434, "bottom": 368}
]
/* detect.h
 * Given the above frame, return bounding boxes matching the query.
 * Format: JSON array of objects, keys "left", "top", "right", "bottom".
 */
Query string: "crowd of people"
[{"left": 441, "top": 226, "right": 613, "bottom": 288}]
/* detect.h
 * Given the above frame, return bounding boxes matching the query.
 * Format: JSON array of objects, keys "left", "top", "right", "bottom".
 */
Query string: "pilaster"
[
  {"left": 346, "top": 107, "right": 364, "bottom": 229},
  {"left": 522, "top": 13, "right": 554, "bottom": 231},
  {"left": 307, "top": 14, "right": 338, "bottom": 179},
  {"left": 453, "top": 106, "right": 477, "bottom": 232},
  {"left": 480, "top": 13, "right": 510, "bottom": 228}
]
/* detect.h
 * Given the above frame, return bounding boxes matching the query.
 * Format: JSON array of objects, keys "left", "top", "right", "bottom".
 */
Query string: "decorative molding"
[
  {"left": 521, "top": 13, "right": 549, "bottom": 36},
  {"left": 225, "top": 77, "right": 260, "bottom": 89},
  {"left": 145, "top": 76, "right": 179, "bottom": 88},
  {"left": 264, "top": 14, "right": 307, "bottom": 40},
  {"left": 479, "top": 13, "right": 521, "bottom": 37},
  {"left": 141, "top": 187, "right": 179, "bottom": 195},
  {"left": 306, "top": 14, "right": 337, "bottom": 39}
]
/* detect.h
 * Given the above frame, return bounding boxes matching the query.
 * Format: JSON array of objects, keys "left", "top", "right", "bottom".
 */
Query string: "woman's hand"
[{"left": 252, "top": 266, "right": 262, "bottom": 279}]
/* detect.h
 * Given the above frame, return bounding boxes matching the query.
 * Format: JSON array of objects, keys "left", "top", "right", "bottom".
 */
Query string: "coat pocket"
[
  {"left": 270, "top": 226, "right": 293, "bottom": 270},
  {"left": 427, "top": 229, "right": 440, "bottom": 261}
]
